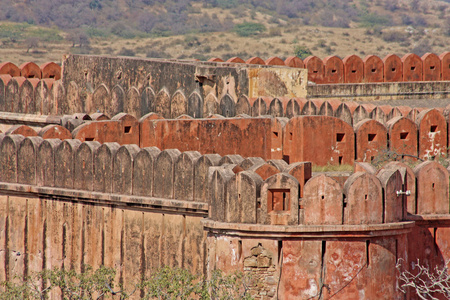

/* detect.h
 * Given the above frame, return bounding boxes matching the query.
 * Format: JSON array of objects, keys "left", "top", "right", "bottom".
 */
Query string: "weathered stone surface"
[
  {"left": 210, "top": 168, "right": 235, "bottom": 221},
  {"left": 226, "top": 171, "right": 262, "bottom": 223},
  {"left": 383, "top": 161, "right": 416, "bottom": 214},
  {"left": 132, "top": 147, "right": 160, "bottom": 197},
  {"left": 36, "top": 138, "right": 61, "bottom": 186},
  {"left": 285, "top": 98, "right": 301, "bottom": 118},
  {"left": 112, "top": 144, "right": 140, "bottom": 195},
  {"left": 416, "top": 109, "right": 447, "bottom": 159},
  {"left": 170, "top": 89, "right": 187, "bottom": 119},
  {"left": 402, "top": 53, "right": 423, "bottom": 81},
  {"left": 260, "top": 173, "right": 300, "bottom": 225},
  {"left": 386, "top": 116, "right": 418, "bottom": 160},
  {"left": 0, "top": 135, "right": 24, "bottom": 183},
  {"left": 363, "top": 55, "right": 384, "bottom": 83},
  {"left": 219, "top": 94, "right": 236, "bottom": 117},
  {"left": 414, "top": 161, "right": 449, "bottom": 214},
  {"left": 323, "top": 55, "right": 344, "bottom": 84},
  {"left": 354, "top": 119, "right": 387, "bottom": 162},
  {"left": 5, "top": 125, "right": 37, "bottom": 137},
  {"left": 174, "top": 151, "right": 201, "bottom": 201},
  {"left": 93, "top": 142, "right": 120, "bottom": 193},
  {"left": 303, "top": 56, "right": 324, "bottom": 84},
  {"left": 422, "top": 53, "right": 441, "bottom": 81},
  {"left": 344, "top": 172, "right": 383, "bottom": 224},
  {"left": 203, "top": 93, "right": 218, "bottom": 117},
  {"left": 54, "top": 139, "right": 81, "bottom": 188},
  {"left": 302, "top": 174, "right": 343, "bottom": 225},
  {"left": 383, "top": 54, "right": 403, "bottom": 82},
  {"left": 194, "top": 153, "right": 221, "bottom": 202},
  {"left": 343, "top": 55, "right": 364, "bottom": 83},
  {"left": 17, "top": 136, "right": 43, "bottom": 185},
  {"left": 236, "top": 95, "right": 250, "bottom": 116},
  {"left": 74, "top": 141, "right": 101, "bottom": 191},
  {"left": 187, "top": 91, "right": 202, "bottom": 118},
  {"left": 153, "top": 149, "right": 181, "bottom": 198},
  {"left": 377, "top": 168, "right": 404, "bottom": 222}
]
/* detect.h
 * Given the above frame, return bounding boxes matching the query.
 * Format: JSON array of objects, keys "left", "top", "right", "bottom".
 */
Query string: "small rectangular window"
[
  {"left": 368, "top": 134, "right": 376, "bottom": 142},
  {"left": 400, "top": 132, "right": 409, "bottom": 140},
  {"left": 336, "top": 133, "right": 345, "bottom": 142},
  {"left": 430, "top": 125, "right": 437, "bottom": 132},
  {"left": 268, "top": 189, "right": 290, "bottom": 212},
  {"left": 124, "top": 126, "right": 131, "bottom": 133}
]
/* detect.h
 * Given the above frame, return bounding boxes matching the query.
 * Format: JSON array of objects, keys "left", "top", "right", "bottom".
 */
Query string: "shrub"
[
  {"left": 381, "top": 30, "right": 409, "bottom": 43},
  {"left": 294, "top": 45, "right": 313, "bottom": 59},
  {"left": 233, "top": 22, "right": 266, "bottom": 37}
]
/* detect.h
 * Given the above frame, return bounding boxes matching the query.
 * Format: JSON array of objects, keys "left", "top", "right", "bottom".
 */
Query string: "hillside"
[{"left": 0, "top": 0, "right": 449, "bottom": 65}]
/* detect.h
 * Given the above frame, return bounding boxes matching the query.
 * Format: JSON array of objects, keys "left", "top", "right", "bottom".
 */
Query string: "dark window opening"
[
  {"left": 370, "top": 156, "right": 374, "bottom": 162},
  {"left": 49, "top": 75, "right": 55, "bottom": 79},
  {"left": 85, "top": 137, "right": 94, "bottom": 141},
  {"left": 368, "top": 133, "right": 376, "bottom": 142},
  {"left": 268, "top": 189, "right": 290, "bottom": 212},
  {"left": 371, "top": 68, "right": 376, "bottom": 73},
  {"left": 430, "top": 66, "right": 435, "bottom": 70},
  {"left": 124, "top": 126, "right": 131, "bottom": 133},
  {"left": 400, "top": 132, "right": 409, "bottom": 140},
  {"left": 411, "top": 66, "right": 416, "bottom": 71},
  {"left": 391, "top": 68, "right": 396, "bottom": 72},
  {"left": 331, "top": 69, "right": 337, "bottom": 73},
  {"left": 290, "top": 132, "right": 293, "bottom": 140},
  {"left": 28, "top": 75, "right": 35, "bottom": 78},
  {"left": 430, "top": 125, "right": 437, "bottom": 132},
  {"left": 365, "top": 194, "right": 368, "bottom": 200},
  {"left": 273, "top": 131, "right": 279, "bottom": 138},
  {"left": 336, "top": 133, "right": 345, "bottom": 142},
  {"left": 321, "top": 195, "right": 324, "bottom": 199},
  {"left": 432, "top": 183, "right": 435, "bottom": 189},
  {"left": 338, "top": 156, "right": 343, "bottom": 165},
  {"left": 351, "top": 70, "right": 357, "bottom": 73},
  {"left": 313, "top": 70, "right": 318, "bottom": 73}
]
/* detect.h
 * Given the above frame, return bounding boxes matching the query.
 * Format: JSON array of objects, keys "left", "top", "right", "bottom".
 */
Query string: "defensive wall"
[
  {"left": 0, "top": 103, "right": 447, "bottom": 166},
  {"left": 0, "top": 52, "right": 449, "bottom": 121},
  {"left": 0, "top": 132, "right": 449, "bottom": 298},
  {"left": 0, "top": 53, "right": 450, "bottom": 299}
]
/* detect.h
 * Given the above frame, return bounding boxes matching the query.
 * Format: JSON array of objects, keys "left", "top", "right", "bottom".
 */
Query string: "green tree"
[{"left": 293, "top": 45, "right": 312, "bottom": 59}]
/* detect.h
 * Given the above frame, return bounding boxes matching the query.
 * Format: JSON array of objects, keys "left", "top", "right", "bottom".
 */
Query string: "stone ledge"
[
  {"left": 0, "top": 182, "right": 208, "bottom": 216},
  {"left": 406, "top": 214, "right": 450, "bottom": 226},
  {"left": 202, "top": 219, "right": 415, "bottom": 238}
]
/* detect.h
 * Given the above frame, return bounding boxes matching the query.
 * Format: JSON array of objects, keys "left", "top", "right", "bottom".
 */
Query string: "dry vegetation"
[{"left": 0, "top": 0, "right": 449, "bottom": 65}]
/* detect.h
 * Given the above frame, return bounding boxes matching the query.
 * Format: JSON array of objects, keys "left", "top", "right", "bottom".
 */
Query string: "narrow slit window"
[{"left": 338, "top": 156, "right": 343, "bottom": 165}]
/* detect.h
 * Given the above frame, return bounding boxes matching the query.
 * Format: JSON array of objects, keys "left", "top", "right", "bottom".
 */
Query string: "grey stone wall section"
[
  {"left": 203, "top": 93, "right": 218, "bottom": 117},
  {"left": 132, "top": 147, "right": 161, "bottom": 197},
  {"left": 219, "top": 154, "right": 244, "bottom": 166},
  {"left": 318, "top": 101, "right": 333, "bottom": 117},
  {"left": 93, "top": 142, "right": 120, "bottom": 193},
  {"left": 0, "top": 77, "right": 5, "bottom": 111},
  {"left": 174, "top": 151, "right": 201, "bottom": 201},
  {"left": 5, "top": 78, "right": 19, "bottom": 112},
  {"left": 301, "top": 100, "right": 317, "bottom": 115},
  {"left": 126, "top": 87, "right": 140, "bottom": 118},
  {"left": 153, "top": 149, "right": 181, "bottom": 199},
  {"left": 54, "top": 139, "right": 81, "bottom": 188},
  {"left": 17, "top": 136, "right": 43, "bottom": 185},
  {"left": 219, "top": 94, "right": 236, "bottom": 117},
  {"left": 285, "top": 98, "right": 300, "bottom": 118},
  {"left": 93, "top": 84, "right": 110, "bottom": 115},
  {"left": 353, "top": 105, "right": 369, "bottom": 125},
  {"left": 52, "top": 81, "right": 66, "bottom": 115},
  {"left": 111, "top": 85, "right": 125, "bottom": 117},
  {"left": 170, "top": 90, "right": 187, "bottom": 119},
  {"left": 238, "top": 157, "right": 265, "bottom": 170},
  {"left": 193, "top": 153, "right": 221, "bottom": 203},
  {"left": 335, "top": 102, "right": 353, "bottom": 125},
  {"left": 74, "top": 141, "right": 101, "bottom": 191},
  {"left": 269, "top": 98, "right": 284, "bottom": 117},
  {"left": 0, "top": 134, "right": 24, "bottom": 183},
  {"left": 66, "top": 81, "right": 82, "bottom": 114},
  {"left": 112, "top": 144, "right": 140, "bottom": 195},
  {"left": 236, "top": 95, "right": 250, "bottom": 116},
  {"left": 251, "top": 97, "right": 267, "bottom": 117},
  {"left": 141, "top": 86, "right": 155, "bottom": 117},
  {"left": 268, "top": 159, "right": 288, "bottom": 171},
  {"left": 35, "top": 80, "right": 49, "bottom": 115},
  {"left": 209, "top": 168, "right": 235, "bottom": 222},
  {"left": 187, "top": 91, "right": 203, "bottom": 118},
  {"left": 36, "top": 139, "right": 61, "bottom": 187},
  {"left": 226, "top": 171, "right": 262, "bottom": 223},
  {"left": 155, "top": 88, "right": 171, "bottom": 119},
  {"left": 19, "top": 80, "right": 35, "bottom": 113}
]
